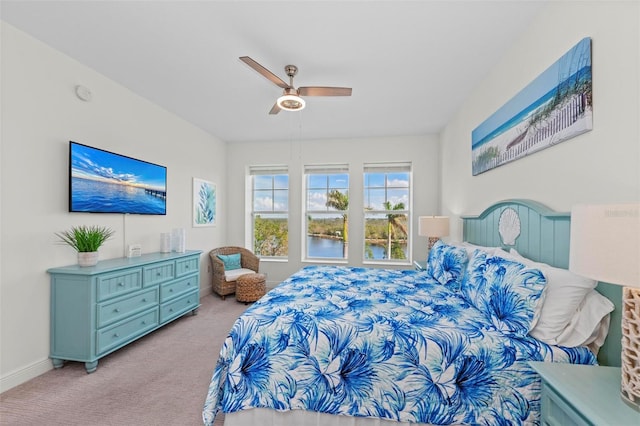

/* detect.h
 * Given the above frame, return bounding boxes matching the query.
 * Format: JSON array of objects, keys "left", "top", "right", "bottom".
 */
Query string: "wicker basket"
[
  {"left": 236, "top": 273, "right": 267, "bottom": 304},
  {"left": 209, "top": 247, "right": 260, "bottom": 299}
]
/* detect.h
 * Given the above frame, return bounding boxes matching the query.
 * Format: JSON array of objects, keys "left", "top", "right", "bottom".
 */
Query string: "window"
[
  {"left": 250, "top": 166, "right": 288, "bottom": 258},
  {"left": 363, "top": 163, "right": 411, "bottom": 262},
  {"left": 304, "top": 165, "right": 349, "bottom": 260}
]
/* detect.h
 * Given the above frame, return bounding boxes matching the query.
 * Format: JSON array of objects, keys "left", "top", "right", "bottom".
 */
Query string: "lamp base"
[
  {"left": 621, "top": 286, "right": 640, "bottom": 412},
  {"left": 428, "top": 237, "right": 440, "bottom": 250}
]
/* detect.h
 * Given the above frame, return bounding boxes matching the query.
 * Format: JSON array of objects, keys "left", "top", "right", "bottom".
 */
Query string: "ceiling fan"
[{"left": 240, "top": 56, "right": 352, "bottom": 114}]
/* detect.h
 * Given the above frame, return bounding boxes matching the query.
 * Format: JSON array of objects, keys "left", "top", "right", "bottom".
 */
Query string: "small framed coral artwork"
[
  {"left": 193, "top": 178, "right": 216, "bottom": 227},
  {"left": 472, "top": 37, "right": 592, "bottom": 175}
]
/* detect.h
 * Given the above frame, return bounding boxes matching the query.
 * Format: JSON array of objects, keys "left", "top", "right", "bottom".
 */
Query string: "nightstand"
[
  {"left": 529, "top": 362, "right": 639, "bottom": 426},
  {"left": 413, "top": 260, "right": 427, "bottom": 271}
]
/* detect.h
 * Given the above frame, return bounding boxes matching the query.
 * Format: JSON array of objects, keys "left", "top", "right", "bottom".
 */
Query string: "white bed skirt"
[{"left": 224, "top": 408, "right": 433, "bottom": 426}]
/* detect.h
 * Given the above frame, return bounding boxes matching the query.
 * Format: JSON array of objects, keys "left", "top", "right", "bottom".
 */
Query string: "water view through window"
[{"left": 307, "top": 235, "right": 407, "bottom": 259}]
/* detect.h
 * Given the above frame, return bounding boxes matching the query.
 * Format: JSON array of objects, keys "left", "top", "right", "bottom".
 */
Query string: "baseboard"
[
  {"left": 0, "top": 358, "right": 52, "bottom": 393},
  {"left": 200, "top": 286, "right": 213, "bottom": 297}
]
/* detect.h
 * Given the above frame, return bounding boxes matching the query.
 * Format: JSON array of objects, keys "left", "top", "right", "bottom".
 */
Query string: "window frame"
[
  {"left": 303, "top": 164, "right": 350, "bottom": 263},
  {"left": 249, "top": 165, "right": 289, "bottom": 260},
  {"left": 362, "top": 162, "right": 413, "bottom": 266}
]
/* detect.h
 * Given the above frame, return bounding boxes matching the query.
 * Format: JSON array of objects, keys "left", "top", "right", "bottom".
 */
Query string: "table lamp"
[
  {"left": 418, "top": 216, "right": 450, "bottom": 250},
  {"left": 569, "top": 203, "right": 640, "bottom": 411}
]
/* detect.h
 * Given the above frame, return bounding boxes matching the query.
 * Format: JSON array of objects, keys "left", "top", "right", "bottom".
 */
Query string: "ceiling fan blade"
[
  {"left": 269, "top": 102, "right": 281, "bottom": 115},
  {"left": 298, "top": 87, "right": 352, "bottom": 97},
  {"left": 240, "top": 56, "right": 290, "bottom": 89}
]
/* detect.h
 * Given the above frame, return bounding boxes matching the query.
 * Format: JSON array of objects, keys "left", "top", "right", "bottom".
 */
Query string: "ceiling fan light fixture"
[
  {"left": 240, "top": 57, "right": 351, "bottom": 115},
  {"left": 277, "top": 94, "right": 306, "bottom": 111}
]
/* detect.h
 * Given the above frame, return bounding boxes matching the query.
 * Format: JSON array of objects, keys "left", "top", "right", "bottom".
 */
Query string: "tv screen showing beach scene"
[{"left": 69, "top": 141, "right": 167, "bottom": 215}]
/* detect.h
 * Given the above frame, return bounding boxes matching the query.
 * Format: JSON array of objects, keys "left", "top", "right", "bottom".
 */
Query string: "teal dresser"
[
  {"left": 530, "top": 362, "right": 639, "bottom": 425},
  {"left": 48, "top": 250, "right": 202, "bottom": 373}
]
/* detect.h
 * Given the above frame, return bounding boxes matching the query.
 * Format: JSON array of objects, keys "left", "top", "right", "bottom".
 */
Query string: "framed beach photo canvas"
[
  {"left": 193, "top": 178, "right": 216, "bottom": 227},
  {"left": 472, "top": 37, "right": 592, "bottom": 175}
]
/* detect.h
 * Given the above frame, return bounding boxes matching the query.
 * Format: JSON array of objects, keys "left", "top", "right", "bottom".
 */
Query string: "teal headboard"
[{"left": 461, "top": 199, "right": 622, "bottom": 367}]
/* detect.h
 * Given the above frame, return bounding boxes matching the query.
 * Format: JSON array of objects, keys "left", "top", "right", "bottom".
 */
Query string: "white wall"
[
  {"left": 0, "top": 23, "right": 227, "bottom": 391},
  {"left": 441, "top": 0, "right": 640, "bottom": 238},
  {"left": 226, "top": 135, "right": 440, "bottom": 285},
  {"left": 5, "top": 0, "right": 637, "bottom": 394}
]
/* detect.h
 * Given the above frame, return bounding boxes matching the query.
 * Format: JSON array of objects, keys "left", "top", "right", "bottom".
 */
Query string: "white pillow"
[
  {"left": 506, "top": 249, "right": 597, "bottom": 344},
  {"left": 555, "top": 289, "right": 614, "bottom": 349}
]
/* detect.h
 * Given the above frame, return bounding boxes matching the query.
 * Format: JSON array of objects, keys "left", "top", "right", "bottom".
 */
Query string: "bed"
[{"left": 202, "top": 200, "right": 621, "bottom": 426}]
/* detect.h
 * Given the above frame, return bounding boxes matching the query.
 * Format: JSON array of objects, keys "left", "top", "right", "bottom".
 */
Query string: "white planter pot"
[{"left": 78, "top": 251, "right": 99, "bottom": 267}]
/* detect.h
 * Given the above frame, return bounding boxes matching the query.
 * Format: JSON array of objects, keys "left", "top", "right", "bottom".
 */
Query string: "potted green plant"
[{"left": 55, "top": 225, "right": 115, "bottom": 266}]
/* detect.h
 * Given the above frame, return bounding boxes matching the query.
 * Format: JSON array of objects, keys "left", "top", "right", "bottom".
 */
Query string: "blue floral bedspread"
[{"left": 202, "top": 265, "right": 596, "bottom": 425}]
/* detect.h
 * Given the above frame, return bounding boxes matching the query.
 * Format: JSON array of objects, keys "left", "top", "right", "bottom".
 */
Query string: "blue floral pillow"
[
  {"left": 217, "top": 253, "right": 241, "bottom": 270},
  {"left": 426, "top": 240, "right": 469, "bottom": 290},
  {"left": 460, "top": 249, "right": 547, "bottom": 336}
]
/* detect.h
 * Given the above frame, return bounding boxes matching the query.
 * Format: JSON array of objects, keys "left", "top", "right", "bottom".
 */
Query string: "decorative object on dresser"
[
  {"left": 172, "top": 228, "right": 186, "bottom": 253},
  {"left": 569, "top": 203, "right": 640, "bottom": 411},
  {"left": 55, "top": 225, "right": 115, "bottom": 267},
  {"left": 47, "top": 250, "right": 202, "bottom": 373},
  {"left": 160, "top": 232, "right": 171, "bottom": 253},
  {"left": 209, "top": 246, "right": 260, "bottom": 299},
  {"left": 418, "top": 215, "right": 450, "bottom": 250}
]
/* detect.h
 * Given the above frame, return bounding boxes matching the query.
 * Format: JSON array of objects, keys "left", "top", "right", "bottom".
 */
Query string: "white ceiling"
[{"left": 1, "top": 1, "right": 545, "bottom": 143}]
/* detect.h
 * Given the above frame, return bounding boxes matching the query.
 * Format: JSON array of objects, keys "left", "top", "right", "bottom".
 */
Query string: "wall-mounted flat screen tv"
[{"left": 69, "top": 141, "right": 167, "bottom": 215}]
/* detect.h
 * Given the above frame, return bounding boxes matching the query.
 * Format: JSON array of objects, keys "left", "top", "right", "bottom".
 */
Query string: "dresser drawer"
[
  {"left": 97, "top": 269, "right": 143, "bottom": 301},
  {"left": 143, "top": 261, "right": 175, "bottom": 286},
  {"left": 542, "top": 382, "right": 589, "bottom": 426},
  {"left": 97, "top": 287, "right": 159, "bottom": 328},
  {"left": 176, "top": 256, "right": 198, "bottom": 277},
  {"left": 161, "top": 275, "right": 198, "bottom": 302},
  {"left": 97, "top": 309, "right": 158, "bottom": 355},
  {"left": 160, "top": 291, "right": 198, "bottom": 323}
]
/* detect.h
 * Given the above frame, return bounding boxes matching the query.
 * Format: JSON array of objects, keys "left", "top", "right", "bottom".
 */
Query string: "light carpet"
[{"left": 0, "top": 293, "right": 248, "bottom": 426}]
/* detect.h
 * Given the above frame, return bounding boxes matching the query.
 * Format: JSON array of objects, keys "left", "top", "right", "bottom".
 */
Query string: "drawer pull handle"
[
  {"left": 185, "top": 265, "right": 189, "bottom": 269},
  {"left": 113, "top": 333, "right": 119, "bottom": 338},
  {"left": 142, "top": 298, "right": 147, "bottom": 302},
  {"left": 114, "top": 308, "right": 120, "bottom": 313},
  {"left": 169, "top": 289, "right": 173, "bottom": 292},
  {"left": 169, "top": 308, "right": 174, "bottom": 312},
  {"left": 141, "top": 320, "right": 146, "bottom": 325},
  {"left": 118, "top": 282, "right": 124, "bottom": 287},
  {"left": 156, "top": 272, "right": 162, "bottom": 277}
]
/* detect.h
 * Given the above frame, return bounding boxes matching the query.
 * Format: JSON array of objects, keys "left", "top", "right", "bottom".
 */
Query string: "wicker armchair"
[{"left": 209, "top": 246, "right": 260, "bottom": 299}]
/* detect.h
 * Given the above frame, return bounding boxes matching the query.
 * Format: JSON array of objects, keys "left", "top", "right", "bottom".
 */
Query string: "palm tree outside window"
[
  {"left": 363, "top": 163, "right": 411, "bottom": 263},
  {"left": 304, "top": 164, "right": 349, "bottom": 261}
]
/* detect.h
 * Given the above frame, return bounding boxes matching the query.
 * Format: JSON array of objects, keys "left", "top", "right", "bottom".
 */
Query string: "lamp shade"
[
  {"left": 569, "top": 203, "right": 640, "bottom": 288},
  {"left": 418, "top": 216, "right": 450, "bottom": 238}
]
